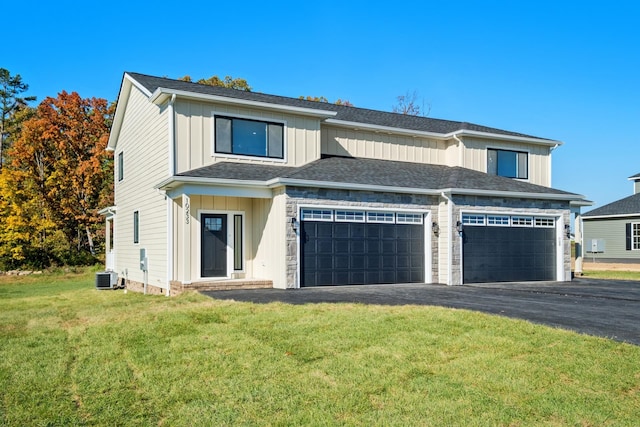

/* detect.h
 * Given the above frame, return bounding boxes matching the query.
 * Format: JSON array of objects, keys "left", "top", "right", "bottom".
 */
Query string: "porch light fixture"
[
  {"left": 456, "top": 221, "right": 463, "bottom": 235},
  {"left": 565, "top": 224, "right": 571, "bottom": 239},
  {"left": 431, "top": 221, "right": 439, "bottom": 235},
  {"left": 291, "top": 217, "right": 298, "bottom": 230}
]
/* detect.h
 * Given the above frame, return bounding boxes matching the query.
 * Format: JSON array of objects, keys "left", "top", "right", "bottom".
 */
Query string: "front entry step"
[{"left": 176, "top": 279, "right": 273, "bottom": 293}]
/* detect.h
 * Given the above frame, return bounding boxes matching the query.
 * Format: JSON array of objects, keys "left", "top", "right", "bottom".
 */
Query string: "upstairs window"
[
  {"left": 215, "top": 116, "right": 284, "bottom": 159},
  {"left": 487, "top": 149, "right": 528, "bottom": 179}
]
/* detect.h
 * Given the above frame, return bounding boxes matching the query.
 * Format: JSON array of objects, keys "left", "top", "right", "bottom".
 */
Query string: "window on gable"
[
  {"left": 487, "top": 149, "right": 528, "bottom": 179},
  {"left": 118, "top": 152, "right": 124, "bottom": 182},
  {"left": 215, "top": 116, "right": 284, "bottom": 159}
]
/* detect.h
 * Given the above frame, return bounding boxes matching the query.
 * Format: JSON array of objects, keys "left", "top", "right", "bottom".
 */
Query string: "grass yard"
[{"left": 1, "top": 270, "right": 639, "bottom": 426}]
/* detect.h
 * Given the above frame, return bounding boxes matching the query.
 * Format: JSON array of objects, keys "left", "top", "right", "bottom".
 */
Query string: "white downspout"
[
  {"left": 549, "top": 143, "right": 559, "bottom": 187},
  {"left": 441, "top": 191, "right": 454, "bottom": 285},
  {"left": 166, "top": 94, "right": 176, "bottom": 295},
  {"left": 452, "top": 133, "right": 464, "bottom": 167}
]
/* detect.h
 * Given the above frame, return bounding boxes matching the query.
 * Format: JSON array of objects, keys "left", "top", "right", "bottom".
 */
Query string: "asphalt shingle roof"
[
  {"left": 127, "top": 72, "right": 552, "bottom": 141},
  {"left": 583, "top": 192, "right": 640, "bottom": 217},
  {"left": 629, "top": 172, "right": 640, "bottom": 180},
  {"left": 178, "top": 156, "right": 577, "bottom": 197}
]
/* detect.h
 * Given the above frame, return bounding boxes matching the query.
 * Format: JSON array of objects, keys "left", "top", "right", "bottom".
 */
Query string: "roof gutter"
[
  {"left": 149, "top": 88, "right": 338, "bottom": 119},
  {"left": 323, "top": 119, "right": 562, "bottom": 147},
  {"left": 155, "top": 175, "right": 586, "bottom": 202}
]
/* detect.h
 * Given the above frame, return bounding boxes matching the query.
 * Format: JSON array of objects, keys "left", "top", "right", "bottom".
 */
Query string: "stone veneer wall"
[
  {"left": 451, "top": 195, "right": 572, "bottom": 285},
  {"left": 285, "top": 186, "right": 440, "bottom": 288}
]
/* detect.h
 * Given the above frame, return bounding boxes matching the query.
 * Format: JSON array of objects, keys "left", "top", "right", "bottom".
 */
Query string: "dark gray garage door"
[
  {"left": 463, "top": 225, "right": 556, "bottom": 283},
  {"left": 301, "top": 221, "right": 424, "bottom": 287}
]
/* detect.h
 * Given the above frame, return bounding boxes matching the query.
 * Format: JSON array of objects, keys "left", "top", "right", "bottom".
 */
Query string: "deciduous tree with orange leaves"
[{"left": 0, "top": 91, "right": 114, "bottom": 268}]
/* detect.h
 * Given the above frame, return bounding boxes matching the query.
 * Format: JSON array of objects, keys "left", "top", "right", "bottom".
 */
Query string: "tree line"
[{"left": 0, "top": 69, "right": 426, "bottom": 270}]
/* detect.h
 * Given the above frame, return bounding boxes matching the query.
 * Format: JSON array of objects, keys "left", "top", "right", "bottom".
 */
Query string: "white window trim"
[
  {"left": 511, "top": 216, "right": 534, "bottom": 227},
  {"left": 334, "top": 210, "right": 366, "bottom": 223},
  {"left": 462, "top": 214, "right": 486, "bottom": 226},
  {"left": 301, "top": 208, "right": 334, "bottom": 222},
  {"left": 196, "top": 210, "right": 245, "bottom": 281},
  {"left": 366, "top": 211, "right": 395, "bottom": 224},
  {"left": 534, "top": 217, "right": 556, "bottom": 228},
  {"left": 486, "top": 215, "right": 510, "bottom": 227},
  {"left": 211, "top": 110, "right": 288, "bottom": 163},
  {"left": 633, "top": 222, "right": 640, "bottom": 251},
  {"left": 396, "top": 212, "right": 424, "bottom": 224}
]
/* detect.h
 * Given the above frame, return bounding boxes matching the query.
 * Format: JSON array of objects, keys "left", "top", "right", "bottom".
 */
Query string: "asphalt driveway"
[{"left": 202, "top": 278, "right": 640, "bottom": 346}]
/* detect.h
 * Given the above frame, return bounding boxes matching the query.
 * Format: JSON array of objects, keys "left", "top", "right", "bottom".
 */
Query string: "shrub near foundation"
[{"left": 1, "top": 269, "right": 639, "bottom": 426}]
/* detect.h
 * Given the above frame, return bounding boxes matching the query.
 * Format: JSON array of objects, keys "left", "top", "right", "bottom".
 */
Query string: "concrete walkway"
[{"left": 202, "top": 278, "right": 640, "bottom": 346}]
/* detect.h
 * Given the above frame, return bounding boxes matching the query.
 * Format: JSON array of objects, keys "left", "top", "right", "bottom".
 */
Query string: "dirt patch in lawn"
[{"left": 581, "top": 262, "right": 640, "bottom": 272}]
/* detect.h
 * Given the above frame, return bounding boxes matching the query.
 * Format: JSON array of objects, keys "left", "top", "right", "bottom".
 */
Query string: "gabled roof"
[
  {"left": 628, "top": 172, "right": 640, "bottom": 180},
  {"left": 124, "top": 72, "right": 559, "bottom": 144},
  {"left": 159, "top": 156, "right": 583, "bottom": 201},
  {"left": 583, "top": 193, "right": 640, "bottom": 218}
]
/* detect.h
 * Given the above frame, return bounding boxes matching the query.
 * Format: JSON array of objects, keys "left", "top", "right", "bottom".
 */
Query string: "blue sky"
[{"left": 6, "top": 0, "right": 640, "bottom": 209}]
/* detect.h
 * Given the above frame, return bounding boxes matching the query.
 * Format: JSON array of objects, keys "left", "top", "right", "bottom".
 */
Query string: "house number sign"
[{"left": 185, "top": 200, "right": 190, "bottom": 224}]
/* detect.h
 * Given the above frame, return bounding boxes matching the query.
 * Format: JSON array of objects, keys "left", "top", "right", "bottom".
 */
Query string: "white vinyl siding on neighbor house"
[
  {"left": 583, "top": 217, "right": 640, "bottom": 261},
  {"left": 173, "top": 100, "right": 321, "bottom": 172},
  {"left": 113, "top": 85, "right": 169, "bottom": 289},
  {"left": 321, "top": 125, "right": 448, "bottom": 165}
]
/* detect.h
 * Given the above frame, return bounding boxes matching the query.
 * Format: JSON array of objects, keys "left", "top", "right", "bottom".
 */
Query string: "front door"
[{"left": 201, "top": 214, "right": 227, "bottom": 277}]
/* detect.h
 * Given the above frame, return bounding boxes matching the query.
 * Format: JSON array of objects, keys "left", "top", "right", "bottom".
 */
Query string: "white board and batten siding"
[
  {"left": 174, "top": 100, "right": 322, "bottom": 172},
  {"left": 461, "top": 137, "right": 551, "bottom": 187},
  {"left": 114, "top": 85, "right": 169, "bottom": 289},
  {"left": 321, "top": 126, "right": 449, "bottom": 165}
]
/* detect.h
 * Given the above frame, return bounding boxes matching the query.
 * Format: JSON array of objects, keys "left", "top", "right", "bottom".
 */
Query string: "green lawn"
[
  {"left": 581, "top": 269, "right": 640, "bottom": 281},
  {"left": 1, "top": 270, "right": 639, "bottom": 426}
]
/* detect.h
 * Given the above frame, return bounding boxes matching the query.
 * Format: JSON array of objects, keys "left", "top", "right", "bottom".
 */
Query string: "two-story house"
[{"left": 102, "top": 72, "right": 588, "bottom": 295}]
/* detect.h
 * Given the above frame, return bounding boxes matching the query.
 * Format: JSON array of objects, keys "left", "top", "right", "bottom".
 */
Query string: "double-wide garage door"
[
  {"left": 301, "top": 209, "right": 425, "bottom": 287},
  {"left": 462, "top": 214, "right": 557, "bottom": 283}
]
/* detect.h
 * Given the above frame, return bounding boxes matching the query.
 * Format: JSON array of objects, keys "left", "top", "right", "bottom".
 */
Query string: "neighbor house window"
[
  {"left": 633, "top": 223, "right": 640, "bottom": 250},
  {"left": 118, "top": 152, "right": 124, "bottom": 182},
  {"left": 215, "top": 116, "right": 284, "bottom": 159},
  {"left": 133, "top": 211, "right": 139, "bottom": 244},
  {"left": 487, "top": 149, "right": 528, "bottom": 179}
]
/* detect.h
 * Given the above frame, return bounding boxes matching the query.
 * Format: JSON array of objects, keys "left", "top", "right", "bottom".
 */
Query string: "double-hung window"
[
  {"left": 215, "top": 116, "right": 284, "bottom": 159},
  {"left": 487, "top": 149, "right": 528, "bottom": 179}
]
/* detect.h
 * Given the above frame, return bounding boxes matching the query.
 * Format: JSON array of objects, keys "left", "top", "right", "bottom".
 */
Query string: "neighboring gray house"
[
  {"left": 102, "top": 72, "right": 589, "bottom": 295},
  {"left": 582, "top": 173, "right": 640, "bottom": 263}
]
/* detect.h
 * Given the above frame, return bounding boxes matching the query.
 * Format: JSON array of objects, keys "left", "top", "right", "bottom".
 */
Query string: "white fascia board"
[
  {"left": 449, "top": 130, "right": 562, "bottom": 147},
  {"left": 324, "top": 119, "right": 449, "bottom": 140},
  {"left": 570, "top": 199, "right": 594, "bottom": 207},
  {"left": 149, "top": 88, "right": 338, "bottom": 119},
  {"left": 98, "top": 206, "right": 117, "bottom": 215},
  {"left": 155, "top": 176, "right": 273, "bottom": 199},
  {"left": 323, "top": 119, "right": 561, "bottom": 147},
  {"left": 443, "top": 187, "right": 585, "bottom": 201},
  {"left": 107, "top": 73, "right": 156, "bottom": 151},
  {"left": 270, "top": 178, "right": 442, "bottom": 196},
  {"left": 582, "top": 213, "right": 640, "bottom": 220},
  {"left": 166, "top": 183, "right": 273, "bottom": 199}
]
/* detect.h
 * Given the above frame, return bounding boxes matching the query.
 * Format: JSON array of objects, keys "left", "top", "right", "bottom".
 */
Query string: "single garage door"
[
  {"left": 462, "top": 214, "right": 557, "bottom": 283},
  {"left": 301, "top": 209, "right": 425, "bottom": 287}
]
